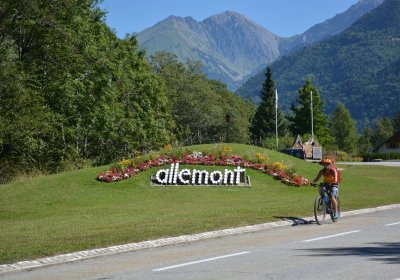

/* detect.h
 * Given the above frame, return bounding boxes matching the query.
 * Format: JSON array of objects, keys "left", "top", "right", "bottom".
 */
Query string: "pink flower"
[{"left": 96, "top": 152, "right": 310, "bottom": 186}]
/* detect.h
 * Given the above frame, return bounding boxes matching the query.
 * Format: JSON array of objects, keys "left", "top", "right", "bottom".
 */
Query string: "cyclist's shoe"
[{"left": 332, "top": 212, "right": 339, "bottom": 219}]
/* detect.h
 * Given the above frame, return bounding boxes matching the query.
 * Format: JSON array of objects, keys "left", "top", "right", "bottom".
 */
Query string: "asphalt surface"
[
  {"left": 2, "top": 206, "right": 399, "bottom": 280},
  {"left": 337, "top": 161, "right": 400, "bottom": 167}
]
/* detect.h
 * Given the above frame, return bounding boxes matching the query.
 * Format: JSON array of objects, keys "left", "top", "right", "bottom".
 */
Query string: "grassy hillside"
[{"left": 1, "top": 144, "right": 399, "bottom": 264}]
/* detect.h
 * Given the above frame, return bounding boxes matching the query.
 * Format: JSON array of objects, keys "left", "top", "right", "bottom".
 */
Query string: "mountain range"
[
  {"left": 237, "top": 0, "right": 400, "bottom": 128},
  {"left": 137, "top": 0, "right": 385, "bottom": 91},
  {"left": 135, "top": 0, "right": 400, "bottom": 128}
]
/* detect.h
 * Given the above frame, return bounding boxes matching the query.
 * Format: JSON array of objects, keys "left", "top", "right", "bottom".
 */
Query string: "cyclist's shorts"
[{"left": 323, "top": 183, "right": 339, "bottom": 198}]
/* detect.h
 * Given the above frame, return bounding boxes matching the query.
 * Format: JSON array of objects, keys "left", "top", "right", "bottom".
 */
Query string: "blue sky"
[{"left": 99, "top": 0, "right": 360, "bottom": 38}]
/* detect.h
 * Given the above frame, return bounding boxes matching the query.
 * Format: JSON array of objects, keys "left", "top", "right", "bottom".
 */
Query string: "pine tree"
[
  {"left": 250, "top": 67, "right": 286, "bottom": 145},
  {"left": 289, "top": 79, "right": 332, "bottom": 145}
]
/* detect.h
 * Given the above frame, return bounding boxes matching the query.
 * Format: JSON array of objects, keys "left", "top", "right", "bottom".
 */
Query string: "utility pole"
[
  {"left": 275, "top": 89, "right": 278, "bottom": 150},
  {"left": 310, "top": 90, "right": 314, "bottom": 141},
  {"left": 225, "top": 113, "right": 231, "bottom": 143}
]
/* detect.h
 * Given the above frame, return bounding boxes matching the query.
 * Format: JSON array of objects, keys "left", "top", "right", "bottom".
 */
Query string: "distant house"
[
  {"left": 282, "top": 135, "right": 322, "bottom": 160},
  {"left": 282, "top": 135, "right": 305, "bottom": 159},
  {"left": 375, "top": 131, "right": 400, "bottom": 154}
]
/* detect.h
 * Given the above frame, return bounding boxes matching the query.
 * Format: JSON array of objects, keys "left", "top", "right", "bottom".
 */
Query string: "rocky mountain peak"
[{"left": 138, "top": 0, "right": 386, "bottom": 91}]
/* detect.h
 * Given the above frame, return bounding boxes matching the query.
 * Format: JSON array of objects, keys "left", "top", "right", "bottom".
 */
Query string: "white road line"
[
  {"left": 385, "top": 221, "right": 400, "bottom": 226},
  {"left": 303, "top": 230, "right": 361, "bottom": 243},
  {"left": 153, "top": 251, "right": 250, "bottom": 272}
]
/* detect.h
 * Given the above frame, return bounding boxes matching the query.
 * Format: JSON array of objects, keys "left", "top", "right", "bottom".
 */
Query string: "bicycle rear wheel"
[{"left": 314, "top": 195, "right": 326, "bottom": 225}]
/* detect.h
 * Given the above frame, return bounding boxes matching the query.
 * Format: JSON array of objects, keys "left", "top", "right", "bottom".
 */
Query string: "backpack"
[{"left": 330, "top": 166, "right": 341, "bottom": 184}]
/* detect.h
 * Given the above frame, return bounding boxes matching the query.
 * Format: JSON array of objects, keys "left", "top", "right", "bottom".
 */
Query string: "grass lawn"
[{"left": 1, "top": 143, "right": 399, "bottom": 264}]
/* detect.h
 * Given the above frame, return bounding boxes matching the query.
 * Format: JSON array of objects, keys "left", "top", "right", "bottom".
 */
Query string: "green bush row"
[{"left": 362, "top": 152, "right": 400, "bottom": 161}]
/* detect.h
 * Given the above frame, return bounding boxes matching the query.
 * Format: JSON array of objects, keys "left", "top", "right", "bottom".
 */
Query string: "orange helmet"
[{"left": 320, "top": 158, "right": 333, "bottom": 165}]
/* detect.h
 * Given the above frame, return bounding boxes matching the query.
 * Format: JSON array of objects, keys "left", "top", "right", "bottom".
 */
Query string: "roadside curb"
[{"left": 1, "top": 204, "right": 399, "bottom": 273}]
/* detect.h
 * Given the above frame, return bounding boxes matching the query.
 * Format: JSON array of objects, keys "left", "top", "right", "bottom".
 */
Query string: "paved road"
[
  {"left": 2, "top": 207, "right": 399, "bottom": 280},
  {"left": 337, "top": 161, "right": 400, "bottom": 167}
]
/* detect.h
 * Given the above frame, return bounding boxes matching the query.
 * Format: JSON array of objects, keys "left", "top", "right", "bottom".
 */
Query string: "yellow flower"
[
  {"left": 163, "top": 144, "right": 173, "bottom": 150},
  {"left": 118, "top": 159, "right": 133, "bottom": 168},
  {"left": 255, "top": 152, "right": 267, "bottom": 161},
  {"left": 223, "top": 146, "right": 233, "bottom": 152},
  {"left": 119, "top": 159, "right": 131, "bottom": 166},
  {"left": 272, "top": 162, "right": 286, "bottom": 170}
]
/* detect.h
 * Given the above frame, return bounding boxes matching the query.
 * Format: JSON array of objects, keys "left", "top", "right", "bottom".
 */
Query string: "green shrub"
[{"left": 362, "top": 152, "right": 400, "bottom": 161}]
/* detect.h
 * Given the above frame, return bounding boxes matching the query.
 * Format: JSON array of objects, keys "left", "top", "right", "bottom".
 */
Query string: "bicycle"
[{"left": 312, "top": 183, "right": 341, "bottom": 225}]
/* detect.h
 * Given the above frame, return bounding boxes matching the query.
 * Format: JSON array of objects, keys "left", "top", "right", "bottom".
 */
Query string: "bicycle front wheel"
[{"left": 314, "top": 196, "right": 326, "bottom": 225}]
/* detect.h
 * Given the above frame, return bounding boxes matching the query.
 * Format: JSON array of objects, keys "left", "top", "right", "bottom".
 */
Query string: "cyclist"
[{"left": 312, "top": 158, "right": 339, "bottom": 219}]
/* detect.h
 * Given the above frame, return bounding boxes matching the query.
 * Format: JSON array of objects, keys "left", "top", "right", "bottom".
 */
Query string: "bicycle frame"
[{"left": 314, "top": 183, "right": 340, "bottom": 225}]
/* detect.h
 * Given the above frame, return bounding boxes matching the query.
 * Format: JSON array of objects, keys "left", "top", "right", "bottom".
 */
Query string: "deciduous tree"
[{"left": 330, "top": 102, "right": 359, "bottom": 154}]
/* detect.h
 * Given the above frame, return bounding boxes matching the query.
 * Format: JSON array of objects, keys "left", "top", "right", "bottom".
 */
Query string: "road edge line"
[{"left": 1, "top": 203, "right": 399, "bottom": 273}]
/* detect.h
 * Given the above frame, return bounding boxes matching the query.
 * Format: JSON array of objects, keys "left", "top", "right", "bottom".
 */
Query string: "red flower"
[{"left": 96, "top": 152, "right": 310, "bottom": 186}]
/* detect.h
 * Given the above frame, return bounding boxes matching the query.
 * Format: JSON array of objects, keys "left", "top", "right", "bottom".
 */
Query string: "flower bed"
[{"left": 96, "top": 150, "right": 310, "bottom": 187}]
